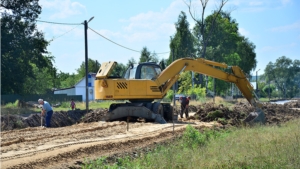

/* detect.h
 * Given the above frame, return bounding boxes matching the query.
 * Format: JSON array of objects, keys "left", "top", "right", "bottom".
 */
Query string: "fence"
[{"left": 1, "top": 94, "right": 82, "bottom": 105}]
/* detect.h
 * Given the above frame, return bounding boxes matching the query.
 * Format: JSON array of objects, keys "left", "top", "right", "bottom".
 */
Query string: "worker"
[
  {"left": 38, "top": 98, "right": 53, "bottom": 128},
  {"left": 70, "top": 99, "right": 76, "bottom": 110},
  {"left": 179, "top": 96, "right": 191, "bottom": 118}
]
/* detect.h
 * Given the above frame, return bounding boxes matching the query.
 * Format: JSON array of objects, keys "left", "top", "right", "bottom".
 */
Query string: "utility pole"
[
  {"left": 171, "top": 38, "right": 175, "bottom": 134},
  {"left": 83, "top": 16, "right": 94, "bottom": 113},
  {"left": 269, "top": 80, "right": 271, "bottom": 101},
  {"left": 256, "top": 69, "right": 260, "bottom": 99}
]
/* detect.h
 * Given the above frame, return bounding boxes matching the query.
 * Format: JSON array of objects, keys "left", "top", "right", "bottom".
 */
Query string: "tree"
[
  {"left": 159, "top": 59, "right": 167, "bottom": 70},
  {"left": 76, "top": 58, "right": 100, "bottom": 78},
  {"left": 126, "top": 57, "right": 137, "bottom": 67},
  {"left": 168, "top": 11, "right": 195, "bottom": 65},
  {"left": 1, "top": 0, "right": 52, "bottom": 94},
  {"left": 185, "top": 0, "right": 228, "bottom": 58},
  {"left": 185, "top": 0, "right": 229, "bottom": 95},
  {"left": 139, "top": 47, "right": 151, "bottom": 63},
  {"left": 192, "top": 11, "right": 257, "bottom": 95},
  {"left": 139, "top": 47, "right": 159, "bottom": 63},
  {"left": 111, "top": 63, "right": 126, "bottom": 77},
  {"left": 265, "top": 56, "right": 300, "bottom": 98}
]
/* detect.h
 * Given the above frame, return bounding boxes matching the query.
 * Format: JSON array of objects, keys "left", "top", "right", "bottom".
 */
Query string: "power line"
[
  {"left": 36, "top": 19, "right": 81, "bottom": 25},
  {"left": 49, "top": 25, "right": 81, "bottom": 42},
  {"left": 88, "top": 27, "right": 170, "bottom": 55},
  {"left": 1, "top": 13, "right": 81, "bottom": 25}
]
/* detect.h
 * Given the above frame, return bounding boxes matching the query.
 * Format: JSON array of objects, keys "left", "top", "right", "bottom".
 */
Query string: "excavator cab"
[{"left": 123, "top": 62, "right": 162, "bottom": 80}]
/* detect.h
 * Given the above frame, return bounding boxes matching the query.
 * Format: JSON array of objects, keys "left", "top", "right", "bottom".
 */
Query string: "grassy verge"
[
  {"left": 1, "top": 100, "right": 116, "bottom": 115},
  {"left": 82, "top": 119, "right": 300, "bottom": 169},
  {"left": 52, "top": 101, "right": 114, "bottom": 111}
]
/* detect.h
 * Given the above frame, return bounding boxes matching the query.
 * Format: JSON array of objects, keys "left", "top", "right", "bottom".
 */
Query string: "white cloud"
[
  {"left": 115, "top": 0, "right": 185, "bottom": 42},
  {"left": 239, "top": 27, "right": 250, "bottom": 36},
  {"left": 271, "top": 21, "right": 300, "bottom": 32},
  {"left": 39, "top": 0, "right": 86, "bottom": 19}
]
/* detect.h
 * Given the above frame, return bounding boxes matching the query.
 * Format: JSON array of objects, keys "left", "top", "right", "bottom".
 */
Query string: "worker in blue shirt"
[{"left": 38, "top": 98, "right": 53, "bottom": 128}]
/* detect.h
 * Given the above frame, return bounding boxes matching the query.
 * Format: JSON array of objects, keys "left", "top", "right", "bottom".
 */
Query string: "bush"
[
  {"left": 4, "top": 100, "right": 19, "bottom": 108},
  {"left": 164, "top": 90, "right": 174, "bottom": 102},
  {"left": 187, "top": 85, "right": 206, "bottom": 101}
]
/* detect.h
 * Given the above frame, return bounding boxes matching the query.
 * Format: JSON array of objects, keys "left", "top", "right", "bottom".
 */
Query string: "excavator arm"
[
  {"left": 153, "top": 58, "right": 265, "bottom": 124},
  {"left": 154, "top": 58, "right": 257, "bottom": 105}
]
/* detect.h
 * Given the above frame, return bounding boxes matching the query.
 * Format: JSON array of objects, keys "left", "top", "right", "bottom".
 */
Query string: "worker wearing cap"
[{"left": 38, "top": 99, "right": 53, "bottom": 128}]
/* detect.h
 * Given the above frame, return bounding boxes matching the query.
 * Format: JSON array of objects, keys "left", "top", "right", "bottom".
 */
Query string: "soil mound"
[
  {"left": 1, "top": 109, "right": 88, "bottom": 131},
  {"left": 78, "top": 108, "right": 108, "bottom": 123},
  {"left": 191, "top": 101, "right": 300, "bottom": 126}
]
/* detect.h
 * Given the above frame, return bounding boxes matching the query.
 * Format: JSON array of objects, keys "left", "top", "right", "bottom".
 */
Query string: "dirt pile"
[
  {"left": 1, "top": 109, "right": 88, "bottom": 131},
  {"left": 78, "top": 108, "right": 108, "bottom": 123},
  {"left": 284, "top": 100, "right": 300, "bottom": 108},
  {"left": 191, "top": 101, "right": 300, "bottom": 126}
]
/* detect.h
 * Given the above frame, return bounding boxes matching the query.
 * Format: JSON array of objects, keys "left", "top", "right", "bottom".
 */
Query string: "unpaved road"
[{"left": 1, "top": 118, "right": 219, "bottom": 169}]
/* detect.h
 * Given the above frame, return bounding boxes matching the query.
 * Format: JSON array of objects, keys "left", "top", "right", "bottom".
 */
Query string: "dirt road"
[{"left": 1, "top": 119, "right": 219, "bottom": 169}]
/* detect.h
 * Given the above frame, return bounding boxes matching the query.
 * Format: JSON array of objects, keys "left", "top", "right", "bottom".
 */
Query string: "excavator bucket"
[{"left": 243, "top": 108, "right": 266, "bottom": 125}]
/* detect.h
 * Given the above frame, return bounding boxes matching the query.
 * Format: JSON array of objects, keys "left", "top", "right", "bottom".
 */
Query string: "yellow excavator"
[{"left": 94, "top": 57, "right": 265, "bottom": 124}]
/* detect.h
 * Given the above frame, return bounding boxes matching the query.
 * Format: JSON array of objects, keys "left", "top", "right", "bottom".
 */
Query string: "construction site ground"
[{"left": 1, "top": 100, "right": 300, "bottom": 169}]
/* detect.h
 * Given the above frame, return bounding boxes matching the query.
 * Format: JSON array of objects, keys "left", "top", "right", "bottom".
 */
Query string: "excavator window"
[
  {"left": 141, "top": 65, "right": 157, "bottom": 80},
  {"left": 123, "top": 66, "right": 137, "bottom": 79}
]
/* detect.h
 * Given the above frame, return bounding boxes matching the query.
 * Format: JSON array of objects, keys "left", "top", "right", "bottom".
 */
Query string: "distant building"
[{"left": 54, "top": 73, "right": 96, "bottom": 101}]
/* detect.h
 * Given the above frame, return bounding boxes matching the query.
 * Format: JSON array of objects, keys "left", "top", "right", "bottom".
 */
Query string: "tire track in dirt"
[
  {"left": 1, "top": 121, "right": 219, "bottom": 169},
  {"left": 1, "top": 122, "right": 128, "bottom": 146}
]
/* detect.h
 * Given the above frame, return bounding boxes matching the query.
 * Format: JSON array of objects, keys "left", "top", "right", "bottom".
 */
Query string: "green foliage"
[
  {"left": 139, "top": 47, "right": 159, "bottom": 64},
  {"left": 4, "top": 100, "right": 19, "bottom": 108},
  {"left": 178, "top": 71, "right": 192, "bottom": 93},
  {"left": 206, "top": 110, "right": 224, "bottom": 119},
  {"left": 262, "top": 83, "right": 276, "bottom": 97},
  {"left": 193, "top": 12, "right": 257, "bottom": 95},
  {"left": 165, "top": 90, "right": 174, "bottom": 102},
  {"left": 1, "top": 0, "right": 53, "bottom": 94},
  {"left": 111, "top": 63, "right": 126, "bottom": 77},
  {"left": 168, "top": 11, "right": 195, "bottom": 65},
  {"left": 126, "top": 57, "right": 137, "bottom": 67},
  {"left": 187, "top": 84, "right": 206, "bottom": 100},
  {"left": 182, "top": 125, "right": 207, "bottom": 148},
  {"left": 159, "top": 58, "right": 167, "bottom": 70},
  {"left": 76, "top": 58, "right": 100, "bottom": 78},
  {"left": 82, "top": 157, "right": 109, "bottom": 169},
  {"left": 265, "top": 56, "right": 300, "bottom": 98}
]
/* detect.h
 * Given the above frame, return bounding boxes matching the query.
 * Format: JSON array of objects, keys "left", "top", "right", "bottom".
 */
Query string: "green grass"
[
  {"left": 82, "top": 119, "right": 300, "bottom": 169},
  {"left": 259, "top": 97, "right": 271, "bottom": 102},
  {"left": 1, "top": 100, "right": 118, "bottom": 114},
  {"left": 50, "top": 101, "right": 116, "bottom": 111}
]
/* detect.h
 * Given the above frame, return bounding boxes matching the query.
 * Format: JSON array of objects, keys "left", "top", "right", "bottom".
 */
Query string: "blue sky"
[{"left": 37, "top": 0, "right": 300, "bottom": 76}]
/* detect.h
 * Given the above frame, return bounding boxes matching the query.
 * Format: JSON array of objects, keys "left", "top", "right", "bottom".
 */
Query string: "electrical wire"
[
  {"left": 36, "top": 19, "right": 81, "bottom": 25},
  {"left": 88, "top": 27, "right": 170, "bottom": 55},
  {"left": 49, "top": 25, "right": 81, "bottom": 42}
]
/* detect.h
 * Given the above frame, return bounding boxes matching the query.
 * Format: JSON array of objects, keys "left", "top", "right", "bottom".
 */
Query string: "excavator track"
[{"left": 106, "top": 102, "right": 173, "bottom": 124}]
